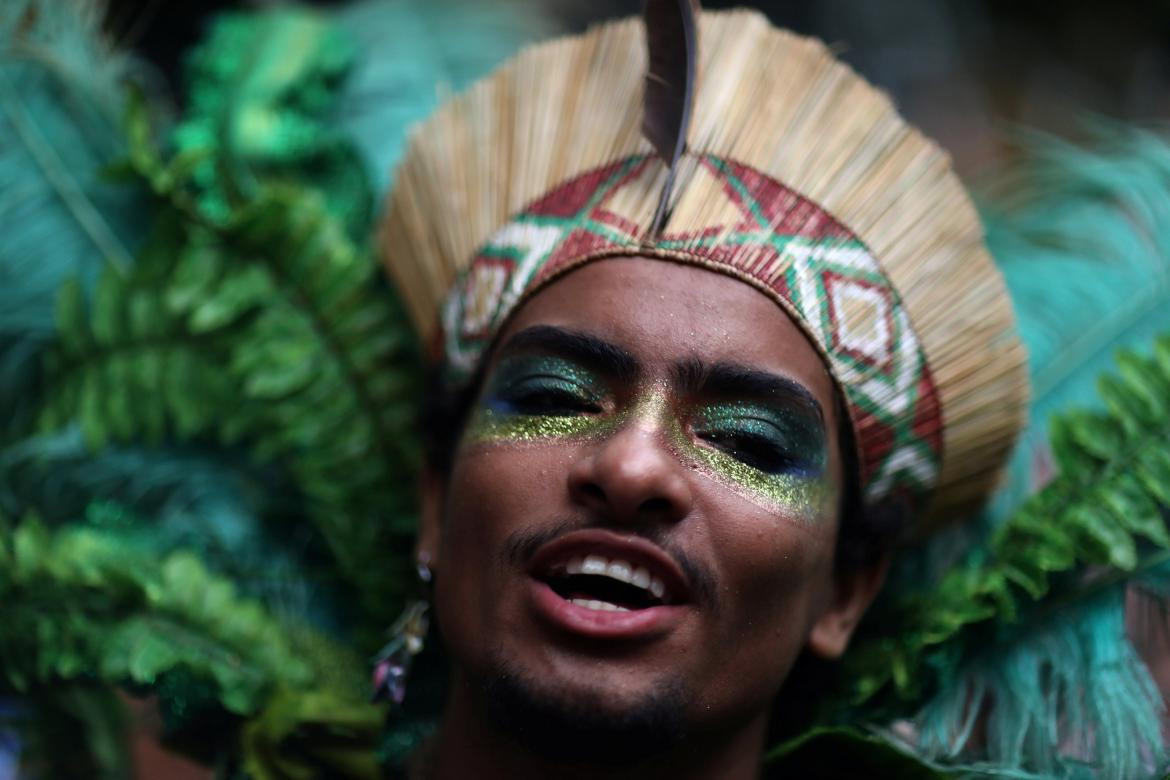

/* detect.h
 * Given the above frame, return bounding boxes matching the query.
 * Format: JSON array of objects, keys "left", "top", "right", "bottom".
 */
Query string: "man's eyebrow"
[
  {"left": 673, "top": 357, "right": 825, "bottom": 423},
  {"left": 498, "top": 325, "right": 639, "bottom": 381}
]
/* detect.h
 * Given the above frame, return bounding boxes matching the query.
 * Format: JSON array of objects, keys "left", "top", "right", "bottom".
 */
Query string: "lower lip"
[{"left": 526, "top": 579, "right": 688, "bottom": 640}]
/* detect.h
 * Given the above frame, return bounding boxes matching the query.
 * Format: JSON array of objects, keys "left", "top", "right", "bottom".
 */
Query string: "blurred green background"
[{"left": 105, "top": 0, "right": 1170, "bottom": 178}]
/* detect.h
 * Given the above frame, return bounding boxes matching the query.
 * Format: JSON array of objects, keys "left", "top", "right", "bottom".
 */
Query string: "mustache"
[{"left": 502, "top": 517, "right": 718, "bottom": 608}]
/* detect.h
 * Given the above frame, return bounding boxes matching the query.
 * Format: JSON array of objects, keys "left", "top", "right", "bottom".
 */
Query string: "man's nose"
[{"left": 567, "top": 423, "right": 693, "bottom": 524}]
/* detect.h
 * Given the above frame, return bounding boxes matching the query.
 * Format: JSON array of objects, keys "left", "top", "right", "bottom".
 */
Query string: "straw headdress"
[{"left": 379, "top": 7, "right": 1029, "bottom": 529}]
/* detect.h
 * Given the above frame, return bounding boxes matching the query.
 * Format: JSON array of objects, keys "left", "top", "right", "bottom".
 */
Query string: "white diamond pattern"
[{"left": 830, "top": 278, "right": 893, "bottom": 368}]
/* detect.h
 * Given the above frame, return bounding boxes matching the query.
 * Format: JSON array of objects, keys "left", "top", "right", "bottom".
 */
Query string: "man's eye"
[
  {"left": 491, "top": 382, "right": 602, "bottom": 416},
  {"left": 697, "top": 430, "right": 799, "bottom": 475}
]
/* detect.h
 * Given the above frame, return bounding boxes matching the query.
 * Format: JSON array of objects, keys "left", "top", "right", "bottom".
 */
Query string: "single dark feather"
[{"left": 642, "top": 0, "right": 698, "bottom": 236}]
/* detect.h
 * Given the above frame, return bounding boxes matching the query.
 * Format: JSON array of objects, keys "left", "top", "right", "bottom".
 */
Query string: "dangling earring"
[
  {"left": 416, "top": 553, "right": 433, "bottom": 585},
  {"left": 371, "top": 554, "right": 432, "bottom": 705}
]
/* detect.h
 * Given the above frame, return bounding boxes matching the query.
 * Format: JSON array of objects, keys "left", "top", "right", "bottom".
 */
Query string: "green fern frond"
[
  {"left": 36, "top": 64, "right": 422, "bottom": 635},
  {"left": 0, "top": 516, "right": 312, "bottom": 714},
  {"left": 171, "top": 8, "right": 370, "bottom": 235},
  {"left": 1, "top": 512, "right": 381, "bottom": 774},
  {"left": 242, "top": 687, "right": 382, "bottom": 780},
  {"left": 57, "top": 118, "right": 423, "bottom": 627},
  {"left": 837, "top": 336, "right": 1170, "bottom": 776},
  {"left": 169, "top": 187, "right": 422, "bottom": 627},
  {"left": 37, "top": 268, "right": 236, "bottom": 450},
  {"left": 848, "top": 335, "right": 1170, "bottom": 706}
]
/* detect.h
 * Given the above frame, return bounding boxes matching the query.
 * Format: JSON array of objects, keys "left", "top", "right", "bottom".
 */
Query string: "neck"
[{"left": 430, "top": 671, "right": 769, "bottom": 780}]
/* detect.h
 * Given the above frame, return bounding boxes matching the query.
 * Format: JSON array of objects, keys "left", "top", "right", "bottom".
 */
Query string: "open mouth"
[
  {"left": 527, "top": 529, "right": 692, "bottom": 623},
  {"left": 526, "top": 530, "right": 693, "bottom": 639},
  {"left": 538, "top": 555, "right": 670, "bottom": 612}
]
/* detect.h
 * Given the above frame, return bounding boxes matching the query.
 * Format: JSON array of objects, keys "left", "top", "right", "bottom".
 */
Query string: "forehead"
[{"left": 494, "top": 256, "right": 838, "bottom": 404}]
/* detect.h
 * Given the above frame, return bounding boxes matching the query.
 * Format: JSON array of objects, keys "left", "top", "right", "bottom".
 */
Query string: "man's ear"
[
  {"left": 807, "top": 555, "right": 891, "bottom": 660},
  {"left": 416, "top": 465, "right": 445, "bottom": 574}
]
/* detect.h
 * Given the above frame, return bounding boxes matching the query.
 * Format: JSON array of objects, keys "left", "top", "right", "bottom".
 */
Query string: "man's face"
[{"left": 424, "top": 257, "right": 855, "bottom": 744}]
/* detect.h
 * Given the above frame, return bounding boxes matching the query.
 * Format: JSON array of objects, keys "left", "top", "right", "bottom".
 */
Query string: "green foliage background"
[
  {"left": 1, "top": 3, "right": 426, "bottom": 776},
  {"left": 4, "top": 1, "right": 1170, "bottom": 778}
]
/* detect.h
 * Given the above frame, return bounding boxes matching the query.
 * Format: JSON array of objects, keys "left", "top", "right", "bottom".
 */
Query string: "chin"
[{"left": 481, "top": 654, "right": 691, "bottom": 765}]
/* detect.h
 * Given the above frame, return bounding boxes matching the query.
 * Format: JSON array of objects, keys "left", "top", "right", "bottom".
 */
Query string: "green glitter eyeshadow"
[
  {"left": 465, "top": 354, "right": 615, "bottom": 446},
  {"left": 489, "top": 355, "right": 602, "bottom": 400},
  {"left": 683, "top": 401, "right": 828, "bottom": 522},
  {"left": 692, "top": 401, "right": 826, "bottom": 474}
]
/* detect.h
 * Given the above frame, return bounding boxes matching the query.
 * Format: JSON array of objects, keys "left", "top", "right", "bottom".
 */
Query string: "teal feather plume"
[
  {"left": 0, "top": 429, "right": 335, "bottom": 625},
  {"left": 332, "top": 0, "right": 559, "bottom": 197},
  {"left": 0, "top": 0, "right": 150, "bottom": 429},
  {"left": 984, "top": 122, "right": 1170, "bottom": 520},
  {"left": 887, "top": 124, "right": 1170, "bottom": 600},
  {"left": 850, "top": 126, "right": 1170, "bottom": 777},
  {"left": 913, "top": 569, "right": 1167, "bottom": 779}
]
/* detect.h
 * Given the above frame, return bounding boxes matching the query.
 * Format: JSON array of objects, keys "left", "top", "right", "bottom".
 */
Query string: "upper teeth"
[
  {"left": 565, "top": 555, "right": 667, "bottom": 600},
  {"left": 570, "top": 599, "right": 629, "bottom": 612}
]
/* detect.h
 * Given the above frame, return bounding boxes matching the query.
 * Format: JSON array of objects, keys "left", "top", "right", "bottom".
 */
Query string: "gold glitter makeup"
[
  {"left": 683, "top": 437, "right": 832, "bottom": 524},
  {"left": 691, "top": 402, "right": 825, "bottom": 474},
  {"left": 464, "top": 354, "right": 834, "bottom": 525},
  {"left": 467, "top": 406, "right": 610, "bottom": 444},
  {"left": 668, "top": 395, "right": 830, "bottom": 523}
]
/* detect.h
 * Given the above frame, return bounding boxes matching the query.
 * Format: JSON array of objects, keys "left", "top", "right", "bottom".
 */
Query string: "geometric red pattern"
[{"left": 440, "top": 154, "right": 944, "bottom": 513}]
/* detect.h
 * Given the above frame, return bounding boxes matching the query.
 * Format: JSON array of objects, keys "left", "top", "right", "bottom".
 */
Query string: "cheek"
[
  {"left": 696, "top": 504, "right": 839, "bottom": 706},
  {"left": 433, "top": 443, "right": 573, "bottom": 652},
  {"left": 444, "top": 441, "right": 572, "bottom": 526},
  {"left": 718, "top": 501, "right": 838, "bottom": 627},
  {"left": 719, "top": 523, "right": 835, "bottom": 624}
]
